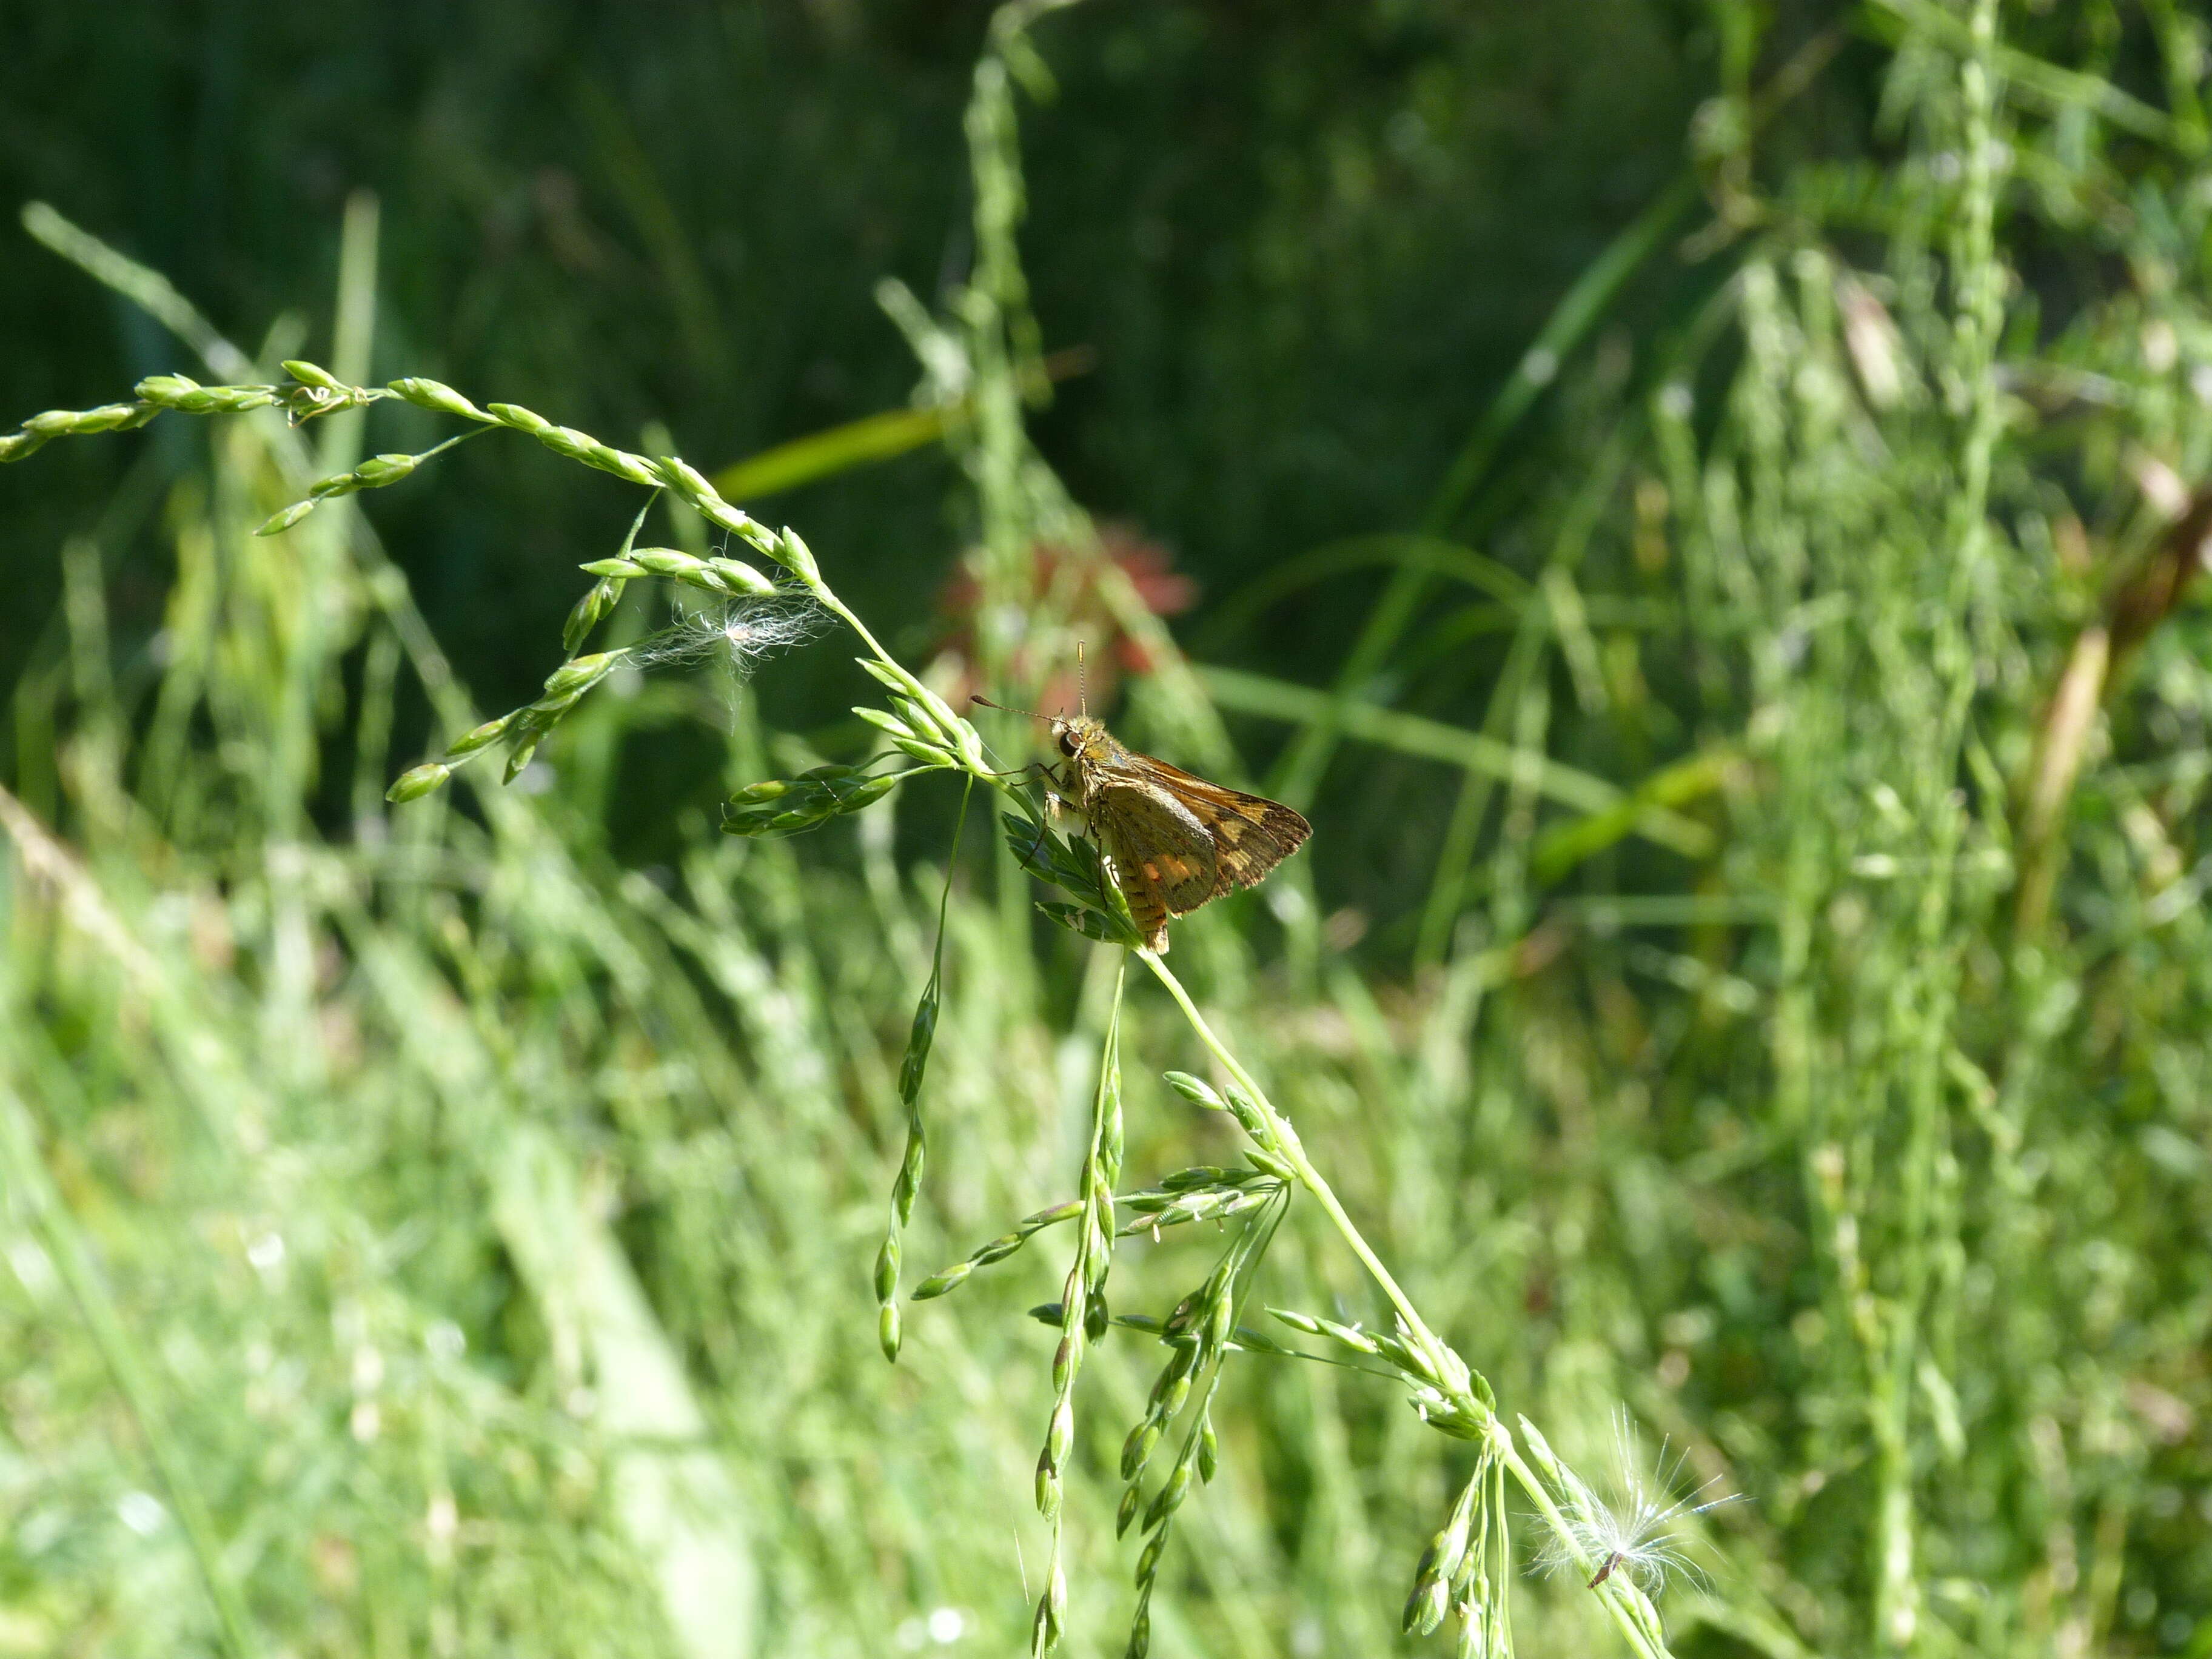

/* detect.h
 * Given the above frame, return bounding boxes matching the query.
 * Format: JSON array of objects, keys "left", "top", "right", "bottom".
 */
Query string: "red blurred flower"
[{"left": 934, "top": 523, "right": 1196, "bottom": 715}]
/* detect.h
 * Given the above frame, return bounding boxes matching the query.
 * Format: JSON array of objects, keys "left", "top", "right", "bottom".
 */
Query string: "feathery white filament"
[
  {"left": 632, "top": 594, "right": 828, "bottom": 677},
  {"left": 1532, "top": 1413, "right": 1738, "bottom": 1596}
]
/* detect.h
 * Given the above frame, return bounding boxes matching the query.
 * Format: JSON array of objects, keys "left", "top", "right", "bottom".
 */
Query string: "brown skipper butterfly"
[{"left": 978, "top": 651, "right": 1310, "bottom": 953}]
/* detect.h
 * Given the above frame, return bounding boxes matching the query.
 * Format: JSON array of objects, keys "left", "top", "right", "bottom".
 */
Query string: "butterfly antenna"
[
  {"left": 1077, "top": 642, "right": 1088, "bottom": 717},
  {"left": 971, "top": 693, "right": 1050, "bottom": 722}
]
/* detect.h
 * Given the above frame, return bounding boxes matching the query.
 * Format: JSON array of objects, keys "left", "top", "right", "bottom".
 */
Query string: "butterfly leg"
[{"left": 1039, "top": 763, "right": 1090, "bottom": 833}]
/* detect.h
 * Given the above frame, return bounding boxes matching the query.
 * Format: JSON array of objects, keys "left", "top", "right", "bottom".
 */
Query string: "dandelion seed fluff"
[
  {"left": 1532, "top": 1414, "right": 1740, "bottom": 1597},
  {"left": 634, "top": 594, "right": 829, "bottom": 677}
]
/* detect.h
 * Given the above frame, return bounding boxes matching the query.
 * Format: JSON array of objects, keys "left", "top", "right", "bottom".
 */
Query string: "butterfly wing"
[
  {"left": 1091, "top": 780, "right": 1219, "bottom": 952},
  {"left": 1121, "top": 756, "right": 1312, "bottom": 899}
]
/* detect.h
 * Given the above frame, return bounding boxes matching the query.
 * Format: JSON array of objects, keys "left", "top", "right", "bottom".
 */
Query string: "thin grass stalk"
[
  {"left": 1133, "top": 948, "right": 1674, "bottom": 1659},
  {"left": 1872, "top": 6, "right": 2007, "bottom": 1648},
  {"left": 877, "top": 777, "right": 976, "bottom": 1359},
  {"left": 1415, "top": 432, "right": 1631, "bottom": 965},
  {"left": 1034, "top": 957, "right": 1126, "bottom": 1654}
]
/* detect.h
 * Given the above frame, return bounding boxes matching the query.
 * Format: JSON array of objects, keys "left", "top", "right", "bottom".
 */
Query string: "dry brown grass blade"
[{"left": 2014, "top": 487, "right": 2212, "bottom": 937}]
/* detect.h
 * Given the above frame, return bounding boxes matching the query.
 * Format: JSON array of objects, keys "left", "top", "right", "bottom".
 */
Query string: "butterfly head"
[
  {"left": 970, "top": 692, "right": 1111, "bottom": 769},
  {"left": 1050, "top": 712, "right": 1111, "bottom": 766}
]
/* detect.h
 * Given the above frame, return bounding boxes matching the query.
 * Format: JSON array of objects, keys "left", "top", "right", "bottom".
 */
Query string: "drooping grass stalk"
[
  {"left": 1031, "top": 956, "right": 1125, "bottom": 1655},
  {"left": 876, "top": 777, "right": 976, "bottom": 1360},
  {"left": 1117, "top": 1192, "right": 1281, "bottom": 1659},
  {"left": 1134, "top": 947, "right": 1673, "bottom": 1659}
]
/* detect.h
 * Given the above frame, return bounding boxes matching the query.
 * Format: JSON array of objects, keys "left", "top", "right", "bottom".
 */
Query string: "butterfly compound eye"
[{"left": 1057, "top": 728, "right": 1081, "bottom": 758}]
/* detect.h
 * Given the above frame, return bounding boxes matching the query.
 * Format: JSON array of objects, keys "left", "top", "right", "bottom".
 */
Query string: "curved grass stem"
[
  {"left": 1136, "top": 950, "right": 1446, "bottom": 1370},
  {"left": 1134, "top": 947, "right": 1674, "bottom": 1659}
]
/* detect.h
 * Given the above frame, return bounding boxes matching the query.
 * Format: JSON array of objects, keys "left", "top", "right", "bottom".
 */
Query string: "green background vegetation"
[{"left": 2, "top": 2, "right": 2210, "bottom": 1657}]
